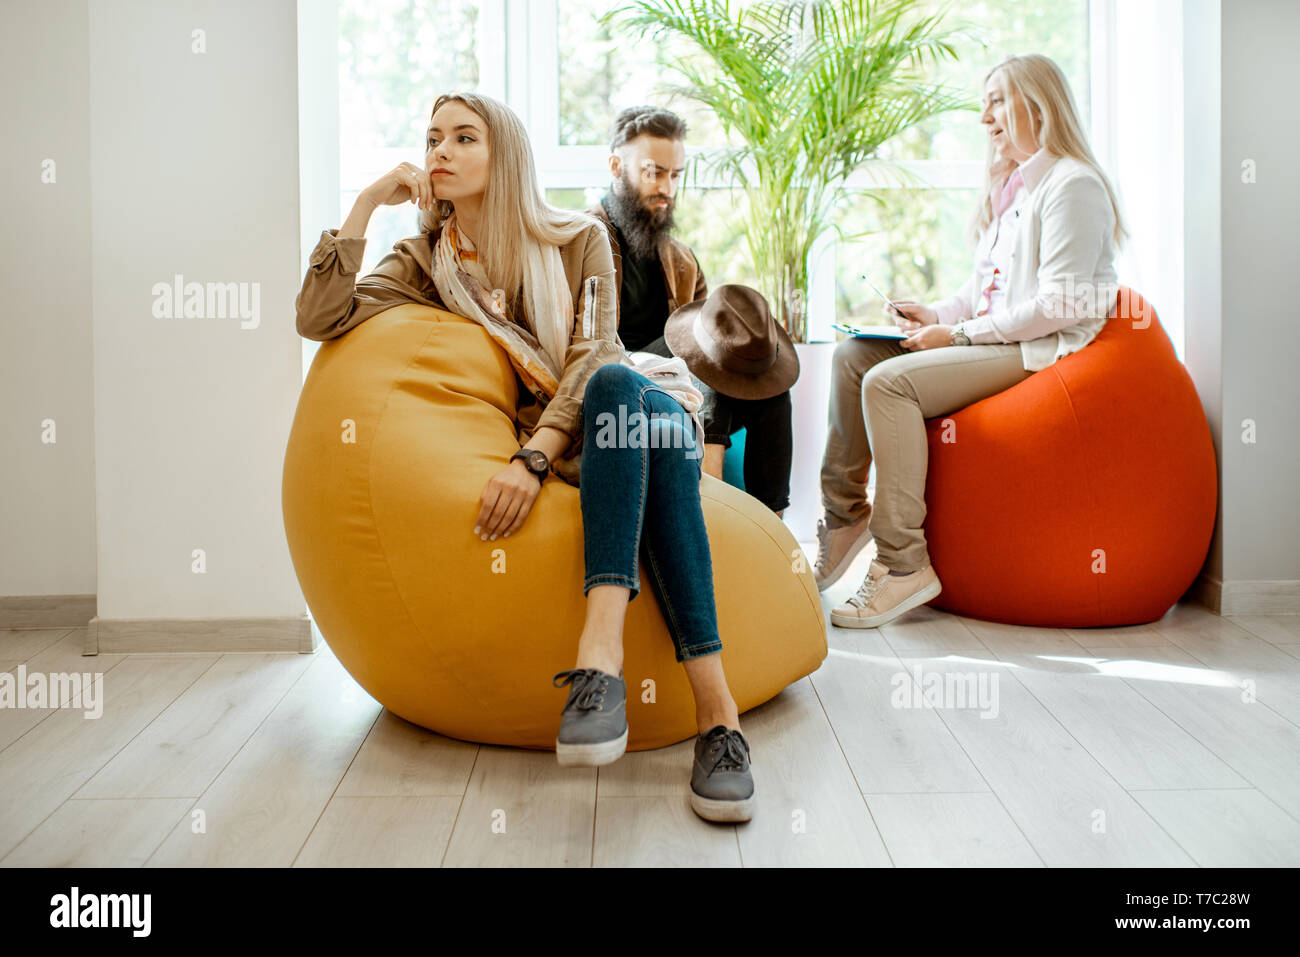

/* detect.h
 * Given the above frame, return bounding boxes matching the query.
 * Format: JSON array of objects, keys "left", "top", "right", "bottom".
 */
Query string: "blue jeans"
[{"left": 579, "top": 363, "right": 723, "bottom": 663}]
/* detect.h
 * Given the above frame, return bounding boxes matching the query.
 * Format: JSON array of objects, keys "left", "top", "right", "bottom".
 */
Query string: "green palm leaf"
[{"left": 605, "top": 0, "right": 971, "bottom": 341}]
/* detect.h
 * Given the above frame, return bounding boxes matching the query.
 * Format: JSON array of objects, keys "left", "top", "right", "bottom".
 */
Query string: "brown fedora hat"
[{"left": 663, "top": 284, "right": 800, "bottom": 400}]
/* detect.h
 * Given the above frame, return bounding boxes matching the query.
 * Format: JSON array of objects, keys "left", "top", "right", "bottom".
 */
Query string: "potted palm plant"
[
  {"left": 606, "top": 0, "right": 972, "bottom": 343},
  {"left": 606, "top": 0, "right": 973, "bottom": 540}
]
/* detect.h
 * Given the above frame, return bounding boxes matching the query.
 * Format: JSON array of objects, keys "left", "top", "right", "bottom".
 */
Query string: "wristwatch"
[
  {"left": 509, "top": 448, "right": 550, "bottom": 483},
  {"left": 950, "top": 322, "right": 971, "bottom": 347}
]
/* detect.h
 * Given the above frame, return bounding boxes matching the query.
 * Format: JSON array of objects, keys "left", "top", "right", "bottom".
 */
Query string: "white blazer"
[{"left": 931, "top": 151, "right": 1120, "bottom": 372}]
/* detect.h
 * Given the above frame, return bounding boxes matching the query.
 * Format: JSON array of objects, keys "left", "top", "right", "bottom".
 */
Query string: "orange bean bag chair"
[
  {"left": 281, "top": 304, "right": 827, "bottom": 750},
  {"left": 923, "top": 287, "right": 1216, "bottom": 627}
]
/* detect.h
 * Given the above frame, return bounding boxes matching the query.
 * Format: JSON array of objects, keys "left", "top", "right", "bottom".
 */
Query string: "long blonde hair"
[
  {"left": 973, "top": 54, "right": 1127, "bottom": 248},
  {"left": 418, "top": 91, "right": 598, "bottom": 372}
]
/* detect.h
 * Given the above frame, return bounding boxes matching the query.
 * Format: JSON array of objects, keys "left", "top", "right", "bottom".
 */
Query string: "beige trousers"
[{"left": 819, "top": 337, "right": 1031, "bottom": 572}]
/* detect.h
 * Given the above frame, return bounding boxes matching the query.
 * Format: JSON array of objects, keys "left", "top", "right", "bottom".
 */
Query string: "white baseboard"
[
  {"left": 1188, "top": 575, "right": 1300, "bottom": 615},
  {"left": 0, "top": 594, "right": 97, "bottom": 629},
  {"left": 84, "top": 615, "right": 316, "bottom": 655}
]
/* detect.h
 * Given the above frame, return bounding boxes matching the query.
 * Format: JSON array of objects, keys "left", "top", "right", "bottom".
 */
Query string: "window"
[
  {"left": 556, "top": 0, "right": 729, "bottom": 149},
  {"left": 873, "top": 0, "right": 1091, "bottom": 164},
  {"left": 835, "top": 188, "right": 981, "bottom": 323},
  {"left": 332, "top": 0, "right": 1168, "bottom": 347},
  {"left": 338, "top": 0, "right": 480, "bottom": 275}
]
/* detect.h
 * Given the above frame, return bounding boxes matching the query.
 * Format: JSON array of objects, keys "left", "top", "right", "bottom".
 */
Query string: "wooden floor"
[{"left": 3, "top": 543, "right": 1299, "bottom": 867}]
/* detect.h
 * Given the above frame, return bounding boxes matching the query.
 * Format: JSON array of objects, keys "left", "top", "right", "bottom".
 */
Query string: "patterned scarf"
[{"left": 430, "top": 215, "right": 705, "bottom": 434}]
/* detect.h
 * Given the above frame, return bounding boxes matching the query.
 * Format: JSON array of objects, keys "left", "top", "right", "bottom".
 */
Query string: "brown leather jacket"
[
  {"left": 294, "top": 223, "right": 621, "bottom": 485},
  {"left": 587, "top": 202, "right": 708, "bottom": 320}
]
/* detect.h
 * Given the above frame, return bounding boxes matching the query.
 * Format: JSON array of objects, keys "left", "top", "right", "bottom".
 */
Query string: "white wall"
[
  {"left": 1183, "top": 0, "right": 1223, "bottom": 582},
  {"left": 87, "top": 0, "right": 306, "bottom": 620},
  {"left": 297, "top": 0, "right": 340, "bottom": 382},
  {"left": 1217, "top": 0, "right": 1300, "bottom": 586},
  {"left": 0, "top": 0, "right": 97, "bottom": 600}
]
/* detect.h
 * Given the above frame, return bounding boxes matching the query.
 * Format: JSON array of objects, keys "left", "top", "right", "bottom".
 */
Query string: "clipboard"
[{"left": 832, "top": 322, "right": 909, "bottom": 340}]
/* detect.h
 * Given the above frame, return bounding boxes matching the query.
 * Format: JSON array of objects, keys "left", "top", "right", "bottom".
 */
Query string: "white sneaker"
[{"left": 831, "top": 560, "right": 942, "bottom": 629}]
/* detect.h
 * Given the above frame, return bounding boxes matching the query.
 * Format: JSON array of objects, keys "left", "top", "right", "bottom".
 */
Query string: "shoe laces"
[
  {"left": 845, "top": 567, "right": 887, "bottom": 610},
  {"left": 552, "top": 668, "right": 610, "bottom": 712},
  {"left": 702, "top": 727, "right": 749, "bottom": 774}
]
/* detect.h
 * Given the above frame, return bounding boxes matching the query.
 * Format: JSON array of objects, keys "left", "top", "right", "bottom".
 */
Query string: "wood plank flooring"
[{"left": 3, "top": 547, "right": 1298, "bottom": 866}]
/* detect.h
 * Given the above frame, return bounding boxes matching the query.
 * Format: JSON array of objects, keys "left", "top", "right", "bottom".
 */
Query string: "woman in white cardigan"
[{"left": 814, "top": 53, "right": 1127, "bottom": 628}]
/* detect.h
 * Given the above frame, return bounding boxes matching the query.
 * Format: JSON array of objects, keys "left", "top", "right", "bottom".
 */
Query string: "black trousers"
[{"left": 701, "top": 384, "right": 793, "bottom": 515}]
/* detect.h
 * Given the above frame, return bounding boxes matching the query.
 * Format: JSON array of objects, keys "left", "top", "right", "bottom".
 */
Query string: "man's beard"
[{"left": 606, "top": 171, "right": 676, "bottom": 260}]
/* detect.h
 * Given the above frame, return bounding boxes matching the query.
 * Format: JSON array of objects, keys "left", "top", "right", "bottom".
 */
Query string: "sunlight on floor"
[{"left": 1040, "top": 654, "right": 1241, "bottom": 687}]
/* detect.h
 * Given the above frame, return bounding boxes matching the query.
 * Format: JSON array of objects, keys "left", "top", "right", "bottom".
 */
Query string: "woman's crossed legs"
[
  {"left": 555, "top": 363, "right": 754, "bottom": 821},
  {"left": 575, "top": 363, "right": 739, "bottom": 736}
]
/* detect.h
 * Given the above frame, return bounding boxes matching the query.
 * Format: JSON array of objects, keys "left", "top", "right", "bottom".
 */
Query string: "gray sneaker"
[
  {"left": 689, "top": 725, "right": 755, "bottom": 822},
  {"left": 552, "top": 668, "right": 628, "bottom": 766}
]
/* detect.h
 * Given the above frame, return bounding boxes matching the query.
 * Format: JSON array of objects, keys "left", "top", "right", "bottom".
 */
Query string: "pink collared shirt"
[{"left": 971, "top": 168, "right": 1027, "bottom": 320}]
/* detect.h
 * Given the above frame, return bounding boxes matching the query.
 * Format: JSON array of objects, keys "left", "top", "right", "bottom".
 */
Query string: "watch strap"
[{"left": 510, "top": 448, "right": 549, "bottom": 482}]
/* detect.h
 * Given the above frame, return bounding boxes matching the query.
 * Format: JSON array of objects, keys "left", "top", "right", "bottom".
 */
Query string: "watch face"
[{"left": 527, "top": 451, "right": 548, "bottom": 473}]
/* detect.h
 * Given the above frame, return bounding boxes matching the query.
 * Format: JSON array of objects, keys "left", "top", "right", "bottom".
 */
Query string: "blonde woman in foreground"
[{"left": 296, "top": 92, "right": 755, "bottom": 822}]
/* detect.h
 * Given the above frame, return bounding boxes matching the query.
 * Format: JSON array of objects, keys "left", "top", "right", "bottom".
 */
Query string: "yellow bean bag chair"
[{"left": 281, "top": 304, "right": 827, "bottom": 750}]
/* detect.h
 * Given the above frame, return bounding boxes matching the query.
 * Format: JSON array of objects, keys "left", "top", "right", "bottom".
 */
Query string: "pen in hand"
[{"left": 861, "top": 271, "right": 921, "bottom": 330}]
